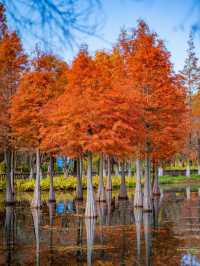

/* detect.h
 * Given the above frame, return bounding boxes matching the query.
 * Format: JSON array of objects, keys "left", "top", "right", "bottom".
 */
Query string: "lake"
[{"left": 0, "top": 188, "right": 199, "bottom": 265}]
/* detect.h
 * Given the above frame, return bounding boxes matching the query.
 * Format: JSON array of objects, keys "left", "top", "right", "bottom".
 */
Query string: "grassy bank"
[{"left": 0, "top": 174, "right": 200, "bottom": 192}]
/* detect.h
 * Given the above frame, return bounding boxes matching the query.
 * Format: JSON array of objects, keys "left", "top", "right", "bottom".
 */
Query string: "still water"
[{"left": 0, "top": 189, "right": 200, "bottom": 266}]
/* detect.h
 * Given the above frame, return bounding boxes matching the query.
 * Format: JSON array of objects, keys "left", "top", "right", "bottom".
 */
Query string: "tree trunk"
[
  {"left": 29, "top": 154, "right": 34, "bottom": 179},
  {"left": 76, "top": 157, "right": 83, "bottom": 201},
  {"left": 186, "top": 186, "right": 191, "bottom": 200},
  {"left": 4, "top": 149, "right": 14, "bottom": 205},
  {"left": 10, "top": 150, "right": 14, "bottom": 195},
  {"left": 85, "top": 152, "right": 96, "bottom": 218},
  {"left": 198, "top": 163, "right": 200, "bottom": 175},
  {"left": 118, "top": 161, "right": 128, "bottom": 200},
  {"left": 143, "top": 144, "right": 152, "bottom": 211},
  {"left": 153, "top": 165, "right": 160, "bottom": 196},
  {"left": 128, "top": 160, "right": 132, "bottom": 177},
  {"left": 62, "top": 156, "right": 68, "bottom": 177},
  {"left": 186, "top": 159, "right": 190, "bottom": 177},
  {"left": 103, "top": 156, "right": 107, "bottom": 177},
  {"left": 80, "top": 155, "right": 83, "bottom": 178},
  {"left": 49, "top": 155, "right": 55, "bottom": 203},
  {"left": 31, "top": 148, "right": 41, "bottom": 208},
  {"left": 158, "top": 166, "right": 163, "bottom": 177},
  {"left": 134, "top": 159, "right": 143, "bottom": 207},
  {"left": 114, "top": 163, "right": 119, "bottom": 176},
  {"left": 106, "top": 156, "right": 112, "bottom": 191},
  {"left": 97, "top": 153, "right": 106, "bottom": 202}
]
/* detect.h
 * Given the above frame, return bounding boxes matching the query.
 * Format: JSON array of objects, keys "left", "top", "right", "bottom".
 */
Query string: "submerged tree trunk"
[
  {"left": 106, "top": 156, "right": 112, "bottom": 191},
  {"left": 97, "top": 153, "right": 106, "bottom": 202},
  {"left": 31, "top": 148, "right": 41, "bottom": 208},
  {"left": 85, "top": 152, "right": 96, "bottom": 218},
  {"left": 143, "top": 143, "right": 152, "bottom": 211},
  {"left": 76, "top": 157, "right": 83, "bottom": 201},
  {"left": 153, "top": 165, "right": 160, "bottom": 196},
  {"left": 49, "top": 155, "right": 55, "bottom": 203},
  {"left": 134, "top": 159, "right": 143, "bottom": 207},
  {"left": 5, "top": 149, "right": 14, "bottom": 205},
  {"left": 118, "top": 161, "right": 128, "bottom": 200}
]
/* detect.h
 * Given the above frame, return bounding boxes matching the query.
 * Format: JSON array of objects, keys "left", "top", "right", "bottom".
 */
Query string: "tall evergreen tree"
[{"left": 181, "top": 31, "right": 200, "bottom": 176}]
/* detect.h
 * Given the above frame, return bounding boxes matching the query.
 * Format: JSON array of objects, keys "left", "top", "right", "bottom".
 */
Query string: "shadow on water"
[{"left": 1, "top": 189, "right": 200, "bottom": 265}]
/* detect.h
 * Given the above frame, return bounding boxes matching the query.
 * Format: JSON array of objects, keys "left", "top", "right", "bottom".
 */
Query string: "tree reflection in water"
[
  {"left": 143, "top": 212, "right": 153, "bottom": 266},
  {"left": 0, "top": 190, "right": 197, "bottom": 265},
  {"left": 85, "top": 217, "right": 96, "bottom": 266},
  {"left": 48, "top": 202, "right": 55, "bottom": 266},
  {"left": 4, "top": 206, "right": 15, "bottom": 266},
  {"left": 31, "top": 208, "right": 41, "bottom": 266},
  {"left": 134, "top": 207, "right": 142, "bottom": 265}
]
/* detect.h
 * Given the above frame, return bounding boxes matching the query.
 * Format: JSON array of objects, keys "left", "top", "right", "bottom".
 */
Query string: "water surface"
[{"left": 0, "top": 189, "right": 199, "bottom": 265}]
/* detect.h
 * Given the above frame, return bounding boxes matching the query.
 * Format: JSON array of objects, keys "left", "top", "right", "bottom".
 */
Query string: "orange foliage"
[
  {"left": 119, "top": 20, "right": 188, "bottom": 162},
  {"left": 42, "top": 48, "right": 140, "bottom": 158},
  {"left": 10, "top": 53, "right": 68, "bottom": 151},
  {"left": 0, "top": 6, "right": 27, "bottom": 151}
]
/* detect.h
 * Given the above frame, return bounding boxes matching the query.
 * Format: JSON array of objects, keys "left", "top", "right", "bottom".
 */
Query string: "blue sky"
[
  {"left": 81, "top": 0, "right": 200, "bottom": 72},
  {"left": 9, "top": 0, "right": 200, "bottom": 72}
]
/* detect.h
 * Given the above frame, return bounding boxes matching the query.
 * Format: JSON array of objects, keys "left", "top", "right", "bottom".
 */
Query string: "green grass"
[{"left": 0, "top": 174, "right": 200, "bottom": 192}]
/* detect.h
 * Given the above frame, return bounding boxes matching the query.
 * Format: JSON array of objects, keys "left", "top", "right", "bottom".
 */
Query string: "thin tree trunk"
[
  {"left": 118, "top": 161, "right": 128, "bottom": 200},
  {"left": 31, "top": 148, "right": 41, "bottom": 208},
  {"left": 29, "top": 153, "right": 34, "bottom": 179},
  {"left": 106, "top": 156, "right": 112, "bottom": 191},
  {"left": 97, "top": 153, "right": 106, "bottom": 202},
  {"left": 62, "top": 156, "right": 68, "bottom": 177},
  {"left": 158, "top": 166, "right": 163, "bottom": 177},
  {"left": 186, "top": 159, "right": 190, "bottom": 177},
  {"left": 134, "top": 159, "right": 143, "bottom": 207},
  {"left": 143, "top": 143, "right": 152, "bottom": 211},
  {"left": 198, "top": 162, "right": 200, "bottom": 175},
  {"left": 103, "top": 156, "right": 107, "bottom": 177},
  {"left": 5, "top": 149, "right": 14, "bottom": 205},
  {"left": 186, "top": 186, "right": 191, "bottom": 200},
  {"left": 76, "top": 157, "right": 83, "bottom": 201},
  {"left": 49, "top": 155, "right": 55, "bottom": 203},
  {"left": 128, "top": 160, "right": 132, "bottom": 177},
  {"left": 114, "top": 163, "right": 119, "bottom": 176},
  {"left": 153, "top": 165, "right": 160, "bottom": 196},
  {"left": 80, "top": 155, "right": 83, "bottom": 178},
  {"left": 10, "top": 150, "right": 14, "bottom": 195},
  {"left": 85, "top": 152, "right": 96, "bottom": 218}
]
